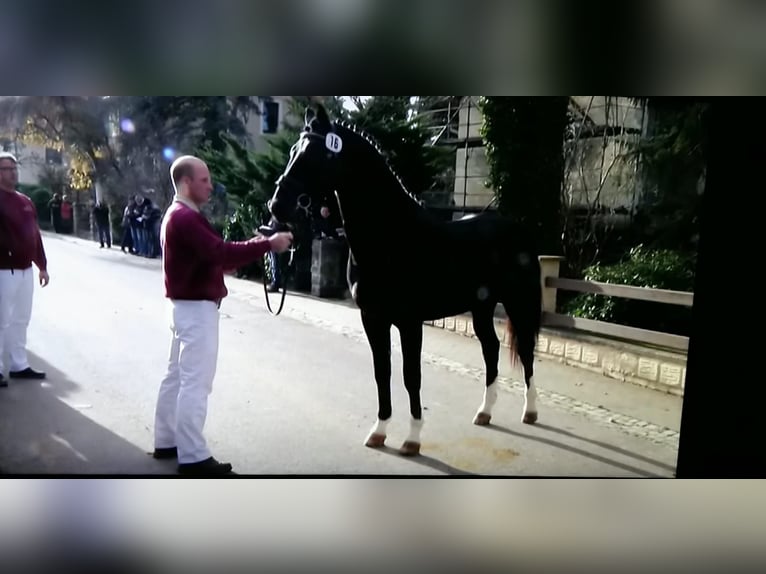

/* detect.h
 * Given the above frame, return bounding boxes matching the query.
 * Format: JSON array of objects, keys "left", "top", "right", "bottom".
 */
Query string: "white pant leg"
[
  {"left": 0, "top": 268, "right": 32, "bottom": 373},
  {"left": 154, "top": 309, "right": 182, "bottom": 450},
  {"left": 0, "top": 270, "right": 19, "bottom": 373},
  {"left": 7, "top": 268, "right": 34, "bottom": 372},
  {"left": 173, "top": 301, "right": 220, "bottom": 465}
]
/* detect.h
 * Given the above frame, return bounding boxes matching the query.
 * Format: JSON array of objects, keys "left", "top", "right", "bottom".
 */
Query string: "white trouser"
[
  {"left": 0, "top": 267, "right": 35, "bottom": 373},
  {"left": 154, "top": 300, "right": 220, "bottom": 465}
]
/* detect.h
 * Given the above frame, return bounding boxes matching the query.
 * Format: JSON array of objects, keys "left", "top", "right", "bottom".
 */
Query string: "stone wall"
[{"left": 426, "top": 314, "right": 686, "bottom": 397}]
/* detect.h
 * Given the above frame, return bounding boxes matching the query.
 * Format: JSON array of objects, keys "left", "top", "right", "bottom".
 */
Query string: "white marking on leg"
[
  {"left": 371, "top": 419, "right": 389, "bottom": 436},
  {"left": 478, "top": 383, "right": 498, "bottom": 416},
  {"left": 406, "top": 418, "right": 424, "bottom": 444},
  {"left": 524, "top": 376, "right": 538, "bottom": 415}
]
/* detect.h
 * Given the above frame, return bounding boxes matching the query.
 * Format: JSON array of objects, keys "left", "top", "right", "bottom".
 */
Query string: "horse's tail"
[{"left": 503, "top": 253, "right": 542, "bottom": 370}]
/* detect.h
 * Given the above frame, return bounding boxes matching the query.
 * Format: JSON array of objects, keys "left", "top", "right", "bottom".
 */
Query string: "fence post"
[{"left": 539, "top": 256, "right": 565, "bottom": 313}]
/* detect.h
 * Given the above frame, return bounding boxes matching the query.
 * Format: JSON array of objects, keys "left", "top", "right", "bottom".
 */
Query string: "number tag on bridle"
[{"left": 326, "top": 133, "right": 343, "bottom": 154}]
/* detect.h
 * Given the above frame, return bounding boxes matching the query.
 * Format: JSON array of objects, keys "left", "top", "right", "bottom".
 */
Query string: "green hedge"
[
  {"left": 563, "top": 246, "right": 696, "bottom": 338},
  {"left": 18, "top": 185, "right": 53, "bottom": 229}
]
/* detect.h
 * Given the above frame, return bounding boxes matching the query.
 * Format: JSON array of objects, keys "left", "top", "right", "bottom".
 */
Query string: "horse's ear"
[
  {"left": 315, "top": 103, "right": 332, "bottom": 130},
  {"left": 305, "top": 107, "right": 316, "bottom": 127}
]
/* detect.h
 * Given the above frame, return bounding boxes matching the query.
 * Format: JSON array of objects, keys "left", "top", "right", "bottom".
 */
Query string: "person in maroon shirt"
[
  {"left": 0, "top": 152, "right": 50, "bottom": 388},
  {"left": 153, "top": 155, "right": 293, "bottom": 476}
]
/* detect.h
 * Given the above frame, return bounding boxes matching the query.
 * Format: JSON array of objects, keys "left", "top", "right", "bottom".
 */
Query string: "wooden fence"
[{"left": 538, "top": 256, "right": 694, "bottom": 352}]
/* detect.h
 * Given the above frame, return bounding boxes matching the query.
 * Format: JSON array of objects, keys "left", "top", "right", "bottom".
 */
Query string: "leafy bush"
[
  {"left": 563, "top": 245, "right": 696, "bottom": 337},
  {"left": 18, "top": 185, "right": 53, "bottom": 228}
]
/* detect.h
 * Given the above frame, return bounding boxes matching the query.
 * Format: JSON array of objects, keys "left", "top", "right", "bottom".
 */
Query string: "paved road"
[{"left": 0, "top": 232, "right": 683, "bottom": 476}]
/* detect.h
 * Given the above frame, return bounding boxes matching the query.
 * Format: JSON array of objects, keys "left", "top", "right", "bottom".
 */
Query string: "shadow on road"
[
  {"left": 0, "top": 352, "right": 172, "bottom": 476},
  {"left": 486, "top": 423, "right": 665, "bottom": 478},
  {"left": 534, "top": 422, "right": 677, "bottom": 473},
  {"left": 376, "top": 445, "right": 476, "bottom": 476}
]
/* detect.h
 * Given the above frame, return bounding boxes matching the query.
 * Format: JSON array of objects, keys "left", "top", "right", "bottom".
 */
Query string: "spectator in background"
[
  {"left": 142, "top": 203, "right": 163, "bottom": 258},
  {"left": 60, "top": 195, "right": 73, "bottom": 234},
  {"left": 121, "top": 198, "right": 136, "bottom": 253},
  {"left": 132, "top": 195, "right": 151, "bottom": 256},
  {"left": 48, "top": 193, "right": 62, "bottom": 233},
  {"left": 93, "top": 202, "right": 111, "bottom": 248}
]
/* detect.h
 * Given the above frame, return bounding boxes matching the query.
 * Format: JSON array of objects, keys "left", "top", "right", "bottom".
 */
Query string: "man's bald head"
[
  {"left": 170, "top": 155, "right": 212, "bottom": 206},
  {"left": 170, "top": 156, "right": 206, "bottom": 192}
]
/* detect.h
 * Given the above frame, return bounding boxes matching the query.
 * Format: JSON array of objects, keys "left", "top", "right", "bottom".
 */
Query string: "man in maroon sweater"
[
  {"left": 0, "top": 153, "right": 50, "bottom": 388},
  {"left": 154, "top": 155, "right": 293, "bottom": 476}
]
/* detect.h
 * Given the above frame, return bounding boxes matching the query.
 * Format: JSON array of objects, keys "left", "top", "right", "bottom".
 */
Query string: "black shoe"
[
  {"left": 9, "top": 368, "right": 46, "bottom": 380},
  {"left": 152, "top": 447, "right": 178, "bottom": 460},
  {"left": 178, "top": 457, "right": 233, "bottom": 476},
  {"left": 0, "top": 374, "right": 6, "bottom": 388}
]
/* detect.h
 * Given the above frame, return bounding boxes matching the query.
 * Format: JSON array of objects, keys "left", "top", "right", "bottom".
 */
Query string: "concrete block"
[
  {"left": 638, "top": 358, "right": 659, "bottom": 381},
  {"left": 445, "top": 317, "right": 456, "bottom": 331},
  {"left": 549, "top": 340, "right": 565, "bottom": 357},
  {"left": 660, "top": 363, "right": 682, "bottom": 387},
  {"left": 565, "top": 342, "right": 582, "bottom": 362},
  {"left": 537, "top": 336, "right": 549, "bottom": 353},
  {"left": 582, "top": 345, "right": 600, "bottom": 365},
  {"left": 602, "top": 355, "right": 618, "bottom": 376},
  {"left": 618, "top": 353, "right": 639, "bottom": 375}
]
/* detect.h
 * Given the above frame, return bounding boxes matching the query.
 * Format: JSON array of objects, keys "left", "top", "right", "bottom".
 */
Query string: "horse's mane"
[{"left": 333, "top": 120, "right": 422, "bottom": 208}]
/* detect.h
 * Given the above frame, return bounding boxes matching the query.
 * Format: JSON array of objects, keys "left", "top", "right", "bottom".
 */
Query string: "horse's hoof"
[
  {"left": 399, "top": 441, "right": 421, "bottom": 457},
  {"left": 365, "top": 433, "right": 386, "bottom": 448},
  {"left": 473, "top": 412, "right": 492, "bottom": 426},
  {"left": 523, "top": 412, "right": 538, "bottom": 425}
]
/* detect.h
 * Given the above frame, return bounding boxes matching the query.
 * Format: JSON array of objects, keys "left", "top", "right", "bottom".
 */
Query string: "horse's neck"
[{"left": 334, "top": 132, "right": 424, "bottom": 269}]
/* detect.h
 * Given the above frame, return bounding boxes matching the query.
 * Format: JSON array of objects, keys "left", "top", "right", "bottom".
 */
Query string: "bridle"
[{"left": 260, "top": 127, "right": 343, "bottom": 316}]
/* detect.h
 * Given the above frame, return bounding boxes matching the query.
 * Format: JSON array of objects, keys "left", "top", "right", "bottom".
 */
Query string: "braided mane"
[{"left": 334, "top": 120, "right": 422, "bottom": 207}]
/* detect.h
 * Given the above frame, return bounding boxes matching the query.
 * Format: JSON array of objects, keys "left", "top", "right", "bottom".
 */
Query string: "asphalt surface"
[{"left": 0, "top": 232, "right": 683, "bottom": 476}]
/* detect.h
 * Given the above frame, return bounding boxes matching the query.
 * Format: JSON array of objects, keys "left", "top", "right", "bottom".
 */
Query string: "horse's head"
[{"left": 268, "top": 103, "right": 342, "bottom": 230}]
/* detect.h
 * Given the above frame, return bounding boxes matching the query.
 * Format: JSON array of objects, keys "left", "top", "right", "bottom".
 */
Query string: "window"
[
  {"left": 261, "top": 101, "right": 280, "bottom": 134},
  {"left": 45, "top": 147, "right": 63, "bottom": 165}
]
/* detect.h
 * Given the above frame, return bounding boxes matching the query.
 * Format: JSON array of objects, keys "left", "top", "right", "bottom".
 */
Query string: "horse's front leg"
[
  {"left": 361, "top": 312, "right": 392, "bottom": 448},
  {"left": 398, "top": 321, "right": 424, "bottom": 457}
]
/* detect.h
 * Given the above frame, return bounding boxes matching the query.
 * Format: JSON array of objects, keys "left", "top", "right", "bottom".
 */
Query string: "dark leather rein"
[{"left": 257, "top": 224, "right": 296, "bottom": 317}]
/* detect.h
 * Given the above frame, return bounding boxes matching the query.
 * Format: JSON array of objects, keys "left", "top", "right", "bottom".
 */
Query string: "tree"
[
  {"left": 345, "top": 96, "right": 454, "bottom": 199},
  {"left": 0, "top": 96, "right": 120, "bottom": 192},
  {"left": 480, "top": 97, "right": 570, "bottom": 255},
  {"left": 629, "top": 99, "right": 708, "bottom": 254},
  {"left": 0, "top": 96, "right": 261, "bottom": 207}
]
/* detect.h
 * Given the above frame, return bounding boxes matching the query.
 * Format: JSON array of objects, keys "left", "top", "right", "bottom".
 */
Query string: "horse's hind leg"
[
  {"left": 361, "top": 311, "right": 393, "bottom": 448},
  {"left": 519, "top": 334, "right": 538, "bottom": 425},
  {"left": 503, "top": 302, "right": 540, "bottom": 425},
  {"left": 398, "top": 320, "right": 424, "bottom": 457},
  {"left": 472, "top": 306, "right": 501, "bottom": 426}
]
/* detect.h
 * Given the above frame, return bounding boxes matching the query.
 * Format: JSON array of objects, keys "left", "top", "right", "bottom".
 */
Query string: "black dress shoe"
[
  {"left": 9, "top": 368, "right": 46, "bottom": 380},
  {"left": 0, "top": 374, "right": 7, "bottom": 388},
  {"left": 152, "top": 447, "right": 178, "bottom": 460},
  {"left": 178, "top": 457, "right": 233, "bottom": 476}
]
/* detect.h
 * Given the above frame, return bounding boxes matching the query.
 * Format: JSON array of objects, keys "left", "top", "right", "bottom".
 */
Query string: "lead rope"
[{"left": 263, "top": 246, "right": 296, "bottom": 316}]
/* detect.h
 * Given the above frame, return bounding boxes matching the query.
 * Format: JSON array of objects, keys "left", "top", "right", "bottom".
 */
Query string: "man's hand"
[
  {"left": 268, "top": 232, "right": 294, "bottom": 254},
  {"left": 39, "top": 270, "right": 50, "bottom": 287}
]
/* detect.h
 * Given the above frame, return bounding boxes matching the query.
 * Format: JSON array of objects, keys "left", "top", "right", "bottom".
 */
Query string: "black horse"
[{"left": 269, "top": 104, "right": 542, "bottom": 457}]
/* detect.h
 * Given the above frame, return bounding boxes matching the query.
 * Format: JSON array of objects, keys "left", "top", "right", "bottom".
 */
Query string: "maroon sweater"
[
  {"left": 0, "top": 190, "right": 47, "bottom": 271},
  {"left": 161, "top": 201, "right": 272, "bottom": 302}
]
